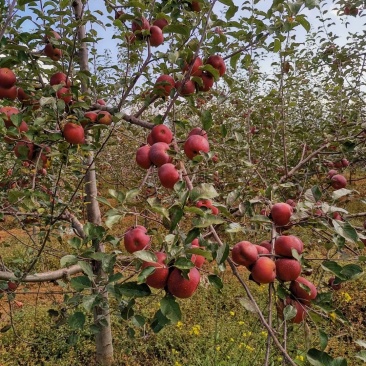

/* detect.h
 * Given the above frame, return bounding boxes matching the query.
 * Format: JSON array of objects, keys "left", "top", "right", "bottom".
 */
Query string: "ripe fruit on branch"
[
  {"left": 183, "top": 57, "right": 203, "bottom": 77},
  {"left": 259, "top": 240, "right": 272, "bottom": 252},
  {"left": 97, "top": 111, "right": 112, "bottom": 125},
  {"left": 277, "top": 297, "right": 306, "bottom": 324},
  {"left": 44, "top": 43, "right": 62, "bottom": 61},
  {"left": 188, "top": 127, "right": 208, "bottom": 140},
  {"left": 83, "top": 111, "right": 98, "bottom": 124},
  {"left": 154, "top": 75, "right": 175, "bottom": 97},
  {"left": 196, "top": 199, "right": 218, "bottom": 215},
  {"left": 0, "top": 85, "right": 17, "bottom": 100},
  {"left": 14, "top": 140, "right": 34, "bottom": 160},
  {"left": 197, "top": 73, "right": 214, "bottom": 92},
  {"left": 206, "top": 55, "right": 226, "bottom": 77},
  {"left": 147, "top": 133, "right": 154, "bottom": 145},
  {"left": 274, "top": 235, "right": 304, "bottom": 258},
  {"left": 158, "top": 163, "right": 180, "bottom": 189},
  {"left": 0, "top": 68, "right": 16, "bottom": 88},
  {"left": 17, "top": 88, "right": 32, "bottom": 103},
  {"left": 330, "top": 174, "right": 347, "bottom": 189},
  {"left": 328, "top": 277, "right": 341, "bottom": 290},
  {"left": 63, "top": 122, "right": 85, "bottom": 144},
  {"left": 167, "top": 267, "right": 200, "bottom": 298},
  {"left": 184, "top": 135, "right": 210, "bottom": 159},
  {"left": 149, "top": 25, "right": 164, "bottom": 47},
  {"left": 189, "top": 1, "right": 202, "bottom": 11},
  {"left": 153, "top": 18, "right": 169, "bottom": 30},
  {"left": 4, "top": 120, "right": 28, "bottom": 143},
  {"left": 191, "top": 238, "right": 205, "bottom": 268},
  {"left": 251, "top": 257, "right": 276, "bottom": 284},
  {"left": 231, "top": 241, "right": 258, "bottom": 267},
  {"left": 136, "top": 145, "right": 152, "bottom": 169},
  {"left": 151, "top": 124, "right": 173, "bottom": 144},
  {"left": 270, "top": 202, "right": 293, "bottom": 226},
  {"left": 149, "top": 142, "right": 172, "bottom": 167},
  {"left": 44, "top": 29, "right": 61, "bottom": 43},
  {"left": 56, "top": 87, "right": 72, "bottom": 104},
  {"left": 332, "top": 212, "right": 342, "bottom": 221},
  {"left": 50, "top": 72, "right": 71, "bottom": 87},
  {"left": 255, "top": 244, "right": 269, "bottom": 255},
  {"left": 0, "top": 106, "right": 19, "bottom": 127},
  {"left": 290, "top": 276, "right": 317, "bottom": 305},
  {"left": 132, "top": 17, "right": 150, "bottom": 39},
  {"left": 275, "top": 258, "right": 302, "bottom": 282},
  {"left": 142, "top": 252, "right": 169, "bottom": 289},
  {"left": 175, "top": 79, "right": 196, "bottom": 96},
  {"left": 341, "top": 158, "right": 349, "bottom": 167},
  {"left": 327, "top": 169, "right": 338, "bottom": 178},
  {"left": 124, "top": 226, "right": 150, "bottom": 253}
]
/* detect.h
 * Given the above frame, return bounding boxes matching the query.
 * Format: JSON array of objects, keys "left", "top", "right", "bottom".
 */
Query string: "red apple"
[
  {"left": 149, "top": 142, "right": 172, "bottom": 166},
  {"left": 231, "top": 241, "right": 258, "bottom": 267},
  {"left": 153, "top": 18, "right": 168, "bottom": 30},
  {"left": 154, "top": 75, "right": 175, "bottom": 97},
  {"left": 44, "top": 43, "right": 62, "bottom": 61},
  {"left": 0, "top": 85, "right": 17, "bottom": 100},
  {"left": 191, "top": 238, "right": 205, "bottom": 268},
  {"left": 270, "top": 202, "right": 293, "bottom": 226},
  {"left": 188, "top": 127, "right": 208, "bottom": 140},
  {"left": 167, "top": 267, "right": 200, "bottom": 298},
  {"left": 278, "top": 297, "right": 306, "bottom": 324},
  {"left": 184, "top": 135, "right": 210, "bottom": 159},
  {"left": 84, "top": 111, "right": 98, "bottom": 123},
  {"left": 132, "top": 17, "right": 150, "bottom": 39},
  {"left": 151, "top": 124, "right": 173, "bottom": 144},
  {"left": 189, "top": 1, "right": 202, "bottom": 11},
  {"left": 124, "top": 226, "right": 151, "bottom": 253},
  {"left": 251, "top": 257, "right": 276, "bottom": 284},
  {"left": 44, "top": 29, "right": 61, "bottom": 43},
  {"left": 158, "top": 163, "right": 180, "bottom": 189},
  {"left": 255, "top": 244, "right": 270, "bottom": 255},
  {"left": 327, "top": 169, "right": 338, "bottom": 178},
  {"left": 290, "top": 276, "right": 317, "bottom": 305},
  {"left": 14, "top": 140, "right": 34, "bottom": 160},
  {"left": 206, "top": 55, "right": 226, "bottom": 77},
  {"left": 197, "top": 72, "right": 214, "bottom": 92},
  {"left": 147, "top": 132, "right": 154, "bottom": 145},
  {"left": 275, "top": 258, "right": 302, "bottom": 282},
  {"left": 56, "top": 87, "right": 72, "bottom": 104},
  {"left": 260, "top": 240, "right": 272, "bottom": 252},
  {"left": 63, "top": 122, "right": 85, "bottom": 144},
  {"left": 149, "top": 25, "right": 164, "bottom": 47},
  {"left": 50, "top": 72, "right": 71, "bottom": 87},
  {"left": 274, "top": 235, "right": 303, "bottom": 258},
  {"left": 142, "top": 252, "right": 169, "bottom": 289},
  {"left": 328, "top": 277, "right": 341, "bottom": 291},
  {"left": 136, "top": 145, "right": 152, "bottom": 169},
  {"left": 0, "top": 68, "right": 16, "bottom": 88},
  {"left": 331, "top": 174, "right": 347, "bottom": 189},
  {"left": 97, "top": 111, "right": 112, "bottom": 125},
  {"left": 175, "top": 79, "right": 196, "bottom": 96},
  {"left": 4, "top": 120, "right": 28, "bottom": 143},
  {"left": 332, "top": 212, "right": 342, "bottom": 221},
  {"left": 183, "top": 57, "right": 203, "bottom": 77},
  {"left": 341, "top": 158, "right": 349, "bottom": 167}
]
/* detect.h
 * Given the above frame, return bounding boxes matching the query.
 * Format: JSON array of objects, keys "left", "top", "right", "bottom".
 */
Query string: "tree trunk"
[{"left": 72, "top": 1, "right": 114, "bottom": 364}]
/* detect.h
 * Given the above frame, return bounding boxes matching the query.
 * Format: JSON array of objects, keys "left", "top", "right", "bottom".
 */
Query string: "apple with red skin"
[
  {"left": 147, "top": 132, "right": 154, "bottom": 145},
  {"left": 0, "top": 85, "right": 17, "bottom": 100},
  {"left": 132, "top": 17, "right": 150, "bottom": 39},
  {"left": 124, "top": 226, "right": 150, "bottom": 253},
  {"left": 149, "top": 142, "right": 172, "bottom": 167},
  {"left": 63, "top": 122, "right": 85, "bottom": 144},
  {"left": 341, "top": 158, "right": 349, "bottom": 167},
  {"left": 158, "top": 163, "right": 180, "bottom": 189},
  {"left": 14, "top": 140, "right": 34, "bottom": 160},
  {"left": 175, "top": 79, "right": 196, "bottom": 96},
  {"left": 17, "top": 87, "right": 32, "bottom": 103},
  {"left": 331, "top": 174, "right": 347, "bottom": 189},
  {"left": 44, "top": 43, "right": 62, "bottom": 61},
  {"left": 84, "top": 111, "right": 98, "bottom": 123},
  {"left": 197, "top": 73, "right": 214, "bottom": 92},
  {"left": 275, "top": 258, "right": 302, "bottom": 282},
  {"left": 189, "top": 127, "right": 208, "bottom": 140},
  {"left": 142, "top": 252, "right": 169, "bottom": 289},
  {"left": 0, "top": 281, "right": 18, "bottom": 293},
  {"left": 350, "top": 7, "right": 358, "bottom": 16},
  {"left": 97, "top": 111, "right": 112, "bottom": 125},
  {"left": 184, "top": 135, "right": 210, "bottom": 159},
  {"left": 270, "top": 202, "right": 293, "bottom": 226},
  {"left": 149, "top": 25, "right": 164, "bottom": 47},
  {"left": 151, "top": 124, "right": 173, "bottom": 144},
  {"left": 255, "top": 244, "right": 269, "bottom": 255},
  {"left": 251, "top": 257, "right": 276, "bottom": 284},
  {"left": 332, "top": 212, "right": 342, "bottom": 221},
  {"left": 0, "top": 68, "right": 16, "bottom": 88},
  {"left": 191, "top": 238, "right": 205, "bottom": 268},
  {"left": 50, "top": 72, "right": 71, "bottom": 87},
  {"left": 189, "top": 1, "right": 202, "bottom": 11},
  {"left": 154, "top": 75, "right": 175, "bottom": 97},
  {"left": 206, "top": 55, "right": 226, "bottom": 77},
  {"left": 334, "top": 160, "right": 343, "bottom": 168},
  {"left": 44, "top": 29, "right": 61, "bottom": 43},
  {"left": 290, "top": 276, "right": 317, "bottom": 305},
  {"left": 278, "top": 297, "right": 306, "bottom": 324},
  {"left": 136, "top": 145, "right": 152, "bottom": 169},
  {"left": 328, "top": 277, "right": 341, "bottom": 291},
  {"left": 4, "top": 120, "right": 28, "bottom": 143},
  {"left": 196, "top": 199, "right": 218, "bottom": 215},
  {"left": 260, "top": 240, "right": 272, "bottom": 252},
  {"left": 56, "top": 87, "right": 72, "bottom": 104},
  {"left": 183, "top": 57, "right": 203, "bottom": 77},
  {"left": 286, "top": 199, "right": 296, "bottom": 208},
  {"left": 327, "top": 169, "right": 338, "bottom": 178},
  {"left": 153, "top": 18, "right": 168, "bottom": 30},
  {"left": 167, "top": 267, "right": 200, "bottom": 298},
  {"left": 231, "top": 241, "right": 258, "bottom": 267},
  {"left": 274, "top": 235, "right": 304, "bottom": 258}
]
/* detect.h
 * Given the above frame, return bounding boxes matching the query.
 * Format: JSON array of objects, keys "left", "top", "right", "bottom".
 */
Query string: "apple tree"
[{"left": 0, "top": 0, "right": 365, "bottom": 365}]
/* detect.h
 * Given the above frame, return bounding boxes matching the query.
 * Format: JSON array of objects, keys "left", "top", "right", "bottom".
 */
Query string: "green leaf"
[
  {"left": 238, "top": 297, "right": 257, "bottom": 313},
  {"left": 355, "top": 350, "right": 366, "bottom": 362},
  {"left": 216, "top": 243, "right": 229, "bottom": 265},
  {"left": 160, "top": 295, "right": 181, "bottom": 323},
  {"left": 332, "top": 220, "right": 358, "bottom": 243},
  {"left": 174, "top": 257, "right": 195, "bottom": 270},
  {"left": 355, "top": 339, "right": 366, "bottom": 349},
  {"left": 147, "top": 197, "right": 170, "bottom": 220},
  {"left": 283, "top": 305, "right": 297, "bottom": 321},
  {"left": 105, "top": 214, "right": 122, "bottom": 229},
  {"left": 307, "top": 348, "right": 334, "bottom": 366},
  {"left": 68, "top": 312, "right": 85, "bottom": 329},
  {"left": 163, "top": 24, "right": 190, "bottom": 37},
  {"left": 70, "top": 276, "right": 92, "bottom": 291},
  {"left": 169, "top": 205, "right": 184, "bottom": 232},
  {"left": 151, "top": 309, "right": 170, "bottom": 333},
  {"left": 218, "top": 0, "right": 234, "bottom": 5},
  {"left": 68, "top": 237, "right": 82, "bottom": 250},
  {"left": 116, "top": 282, "right": 151, "bottom": 298},
  {"left": 273, "top": 38, "right": 281, "bottom": 52},
  {"left": 77, "top": 261, "right": 94, "bottom": 279},
  {"left": 319, "top": 330, "right": 328, "bottom": 351},
  {"left": 131, "top": 315, "right": 145, "bottom": 327},
  {"left": 82, "top": 294, "right": 99, "bottom": 312},
  {"left": 190, "top": 183, "right": 219, "bottom": 202},
  {"left": 125, "top": 188, "right": 140, "bottom": 202},
  {"left": 192, "top": 214, "right": 225, "bottom": 228},
  {"left": 312, "top": 186, "right": 322, "bottom": 202},
  {"left": 201, "top": 110, "right": 213, "bottom": 130},
  {"left": 208, "top": 275, "right": 223, "bottom": 290},
  {"left": 133, "top": 251, "right": 157, "bottom": 263},
  {"left": 296, "top": 15, "right": 311, "bottom": 32},
  {"left": 60, "top": 255, "right": 78, "bottom": 268},
  {"left": 251, "top": 215, "right": 272, "bottom": 223},
  {"left": 184, "top": 228, "right": 200, "bottom": 244}
]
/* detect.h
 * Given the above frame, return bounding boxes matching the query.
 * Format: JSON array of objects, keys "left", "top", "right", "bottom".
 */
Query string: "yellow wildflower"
[
  {"left": 216, "top": 346, "right": 221, "bottom": 351},
  {"left": 175, "top": 362, "right": 182, "bottom": 366},
  {"left": 342, "top": 292, "right": 352, "bottom": 302},
  {"left": 176, "top": 321, "right": 183, "bottom": 329},
  {"left": 245, "top": 345, "right": 255, "bottom": 352},
  {"left": 329, "top": 312, "right": 337, "bottom": 321},
  {"left": 230, "top": 338, "right": 235, "bottom": 342},
  {"left": 238, "top": 321, "right": 245, "bottom": 325},
  {"left": 229, "top": 311, "right": 235, "bottom": 316},
  {"left": 189, "top": 324, "right": 201, "bottom": 336},
  {"left": 261, "top": 331, "right": 268, "bottom": 337},
  {"left": 296, "top": 355, "right": 304, "bottom": 361}
]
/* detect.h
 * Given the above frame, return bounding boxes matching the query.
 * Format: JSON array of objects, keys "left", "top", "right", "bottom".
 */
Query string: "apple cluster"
[
  {"left": 124, "top": 226, "right": 205, "bottom": 298},
  {"left": 135, "top": 125, "right": 211, "bottom": 189}
]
